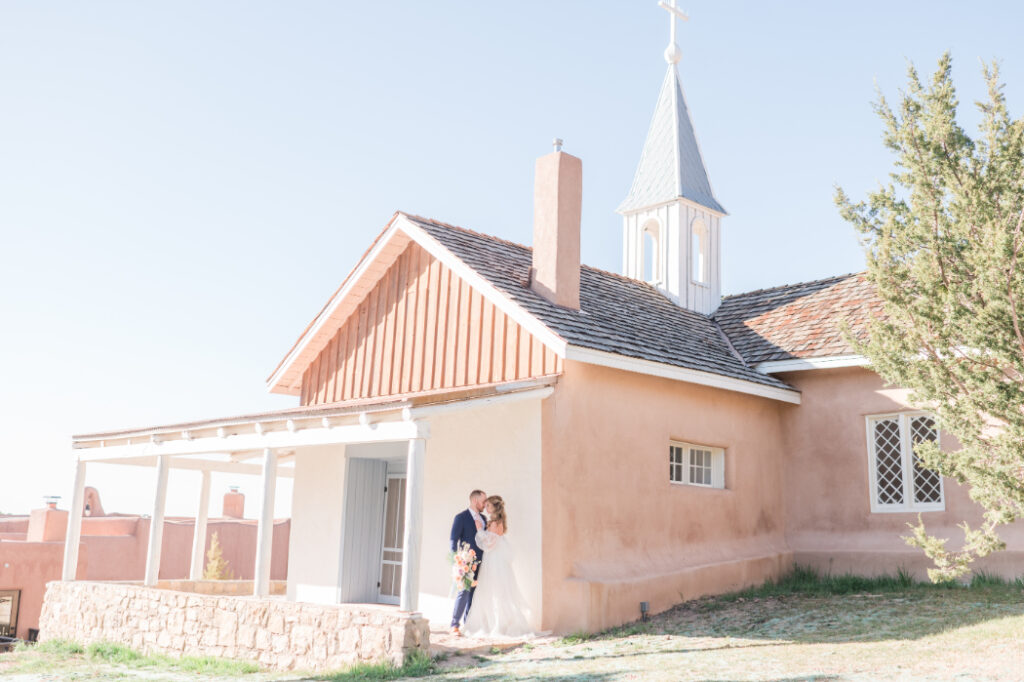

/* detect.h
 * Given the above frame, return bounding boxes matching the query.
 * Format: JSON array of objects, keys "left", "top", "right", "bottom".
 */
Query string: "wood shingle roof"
[{"left": 713, "top": 273, "right": 881, "bottom": 365}]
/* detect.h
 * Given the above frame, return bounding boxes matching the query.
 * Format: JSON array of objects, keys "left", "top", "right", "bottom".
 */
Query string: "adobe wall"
[
  {"left": 39, "top": 581, "right": 429, "bottom": 671},
  {"left": 75, "top": 517, "right": 290, "bottom": 582},
  {"left": 0, "top": 542, "right": 87, "bottom": 640},
  {"left": 778, "top": 366, "right": 1024, "bottom": 577},
  {"left": 541, "top": 360, "right": 794, "bottom": 633},
  {"left": 0, "top": 516, "right": 29, "bottom": 538}
]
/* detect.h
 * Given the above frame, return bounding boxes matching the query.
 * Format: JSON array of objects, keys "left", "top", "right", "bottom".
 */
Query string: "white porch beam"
[
  {"left": 189, "top": 470, "right": 212, "bottom": 581},
  {"left": 253, "top": 448, "right": 277, "bottom": 597},
  {"left": 75, "top": 419, "right": 427, "bottom": 462},
  {"left": 144, "top": 455, "right": 170, "bottom": 587},
  {"left": 408, "top": 385, "right": 555, "bottom": 419},
  {"left": 61, "top": 459, "right": 87, "bottom": 581},
  {"left": 230, "top": 451, "right": 296, "bottom": 464},
  {"left": 399, "top": 437, "right": 426, "bottom": 612},
  {"left": 85, "top": 455, "right": 294, "bottom": 478}
]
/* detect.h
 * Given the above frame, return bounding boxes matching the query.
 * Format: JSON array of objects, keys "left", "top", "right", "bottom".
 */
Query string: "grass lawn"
[{"left": 3, "top": 567, "right": 1023, "bottom": 681}]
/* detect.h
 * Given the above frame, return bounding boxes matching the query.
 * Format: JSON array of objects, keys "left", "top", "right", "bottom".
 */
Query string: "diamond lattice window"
[
  {"left": 867, "top": 413, "right": 944, "bottom": 512},
  {"left": 670, "top": 442, "right": 724, "bottom": 489}
]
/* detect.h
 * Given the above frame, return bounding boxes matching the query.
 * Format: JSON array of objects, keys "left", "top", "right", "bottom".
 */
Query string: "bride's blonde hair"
[{"left": 485, "top": 495, "right": 507, "bottom": 531}]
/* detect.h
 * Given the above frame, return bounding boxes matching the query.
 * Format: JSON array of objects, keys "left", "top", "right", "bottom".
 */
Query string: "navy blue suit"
[{"left": 450, "top": 509, "right": 485, "bottom": 627}]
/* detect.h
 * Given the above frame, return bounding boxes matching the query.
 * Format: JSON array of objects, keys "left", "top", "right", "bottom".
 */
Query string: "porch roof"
[{"left": 72, "top": 378, "right": 556, "bottom": 471}]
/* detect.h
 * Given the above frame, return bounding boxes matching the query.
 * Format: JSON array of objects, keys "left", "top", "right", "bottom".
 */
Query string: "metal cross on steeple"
[{"left": 657, "top": 0, "right": 689, "bottom": 65}]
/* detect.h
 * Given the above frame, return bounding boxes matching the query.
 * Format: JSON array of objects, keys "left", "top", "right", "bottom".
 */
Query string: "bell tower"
[{"left": 618, "top": 2, "right": 726, "bottom": 315}]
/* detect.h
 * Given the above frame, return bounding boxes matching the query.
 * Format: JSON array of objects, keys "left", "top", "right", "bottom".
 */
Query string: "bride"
[{"left": 462, "top": 495, "right": 536, "bottom": 638}]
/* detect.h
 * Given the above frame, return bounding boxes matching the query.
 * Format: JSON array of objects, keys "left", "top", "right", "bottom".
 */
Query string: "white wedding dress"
[{"left": 462, "top": 529, "right": 535, "bottom": 638}]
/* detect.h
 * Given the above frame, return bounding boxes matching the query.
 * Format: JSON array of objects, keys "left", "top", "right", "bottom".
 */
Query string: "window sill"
[
  {"left": 869, "top": 504, "right": 945, "bottom": 514},
  {"left": 671, "top": 481, "right": 729, "bottom": 492}
]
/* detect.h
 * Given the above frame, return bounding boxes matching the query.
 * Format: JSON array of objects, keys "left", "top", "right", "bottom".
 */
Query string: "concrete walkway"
[{"left": 429, "top": 624, "right": 557, "bottom": 655}]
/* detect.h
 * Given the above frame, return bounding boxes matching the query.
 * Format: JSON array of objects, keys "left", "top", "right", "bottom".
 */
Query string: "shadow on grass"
[
  {"left": 566, "top": 564, "right": 1024, "bottom": 647},
  {"left": 426, "top": 674, "right": 625, "bottom": 682},
  {"left": 470, "top": 639, "right": 786, "bottom": 669}
]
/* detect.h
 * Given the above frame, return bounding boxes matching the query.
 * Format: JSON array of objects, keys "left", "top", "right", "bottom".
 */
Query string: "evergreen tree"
[
  {"left": 203, "top": 531, "right": 234, "bottom": 580},
  {"left": 836, "top": 54, "right": 1024, "bottom": 581}
]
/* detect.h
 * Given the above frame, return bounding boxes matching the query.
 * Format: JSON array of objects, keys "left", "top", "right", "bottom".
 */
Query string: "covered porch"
[{"left": 46, "top": 378, "right": 552, "bottom": 669}]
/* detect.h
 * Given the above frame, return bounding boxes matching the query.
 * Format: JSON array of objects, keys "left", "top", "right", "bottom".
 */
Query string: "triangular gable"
[{"left": 267, "top": 214, "right": 566, "bottom": 398}]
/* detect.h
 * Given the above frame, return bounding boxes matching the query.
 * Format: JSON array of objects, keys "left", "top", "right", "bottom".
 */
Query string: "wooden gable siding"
[{"left": 300, "top": 242, "right": 562, "bottom": 406}]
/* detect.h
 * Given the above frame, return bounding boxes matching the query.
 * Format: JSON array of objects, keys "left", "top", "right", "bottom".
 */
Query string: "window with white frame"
[
  {"left": 670, "top": 442, "right": 725, "bottom": 489},
  {"left": 691, "top": 219, "right": 708, "bottom": 285},
  {"left": 642, "top": 220, "right": 661, "bottom": 283},
  {"left": 867, "top": 413, "right": 944, "bottom": 512}
]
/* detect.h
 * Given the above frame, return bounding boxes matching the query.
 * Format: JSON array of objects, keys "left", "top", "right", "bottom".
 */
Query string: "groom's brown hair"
[{"left": 469, "top": 490, "right": 485, "bottom": 500}]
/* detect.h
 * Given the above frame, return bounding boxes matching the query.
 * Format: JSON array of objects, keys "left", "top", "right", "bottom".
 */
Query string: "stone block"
[
  {"left": 200, "top": 626, "right": 218, "bottom": 647},
  {"left": 290, "top": 624, "right": 314, "bottom": 654},
  {"left": 267, "top": 612, "right": 285, "bottom": 635},
  {"left": 359, "top": 628, "right": 388, "bottom": 660},
  {"left": 214, "top": 610, "right": 238, "bottom": 647},
  {"left": 338, "top": 626, "right": 360, "bottom": 653},
  {"left": 236, "top": 623, "right": 256, "bottom": 649}
]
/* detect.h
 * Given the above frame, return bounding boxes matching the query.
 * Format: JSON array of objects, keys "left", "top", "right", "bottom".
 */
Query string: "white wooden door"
[{"left": 377, "top": 475, "right": 406, "bottom": 604}]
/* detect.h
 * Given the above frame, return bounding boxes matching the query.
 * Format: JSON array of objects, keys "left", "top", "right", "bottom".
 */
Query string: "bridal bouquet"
[{"left": 450, "top": 541, "right": 479, "bottom": 592}]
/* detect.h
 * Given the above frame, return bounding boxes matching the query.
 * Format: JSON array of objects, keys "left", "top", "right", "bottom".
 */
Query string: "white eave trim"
[
  {"left": 755, "top": 354, "right": 868, "bottom": 374},
  {"left": 616, "top": 195, "right": 727, "bottom": 220},
  {"left": 266, "top": 220, "right": 406, "bottom": 394},
  {"left": 565, "top": 346, "right": 801, "bottom": 405}
]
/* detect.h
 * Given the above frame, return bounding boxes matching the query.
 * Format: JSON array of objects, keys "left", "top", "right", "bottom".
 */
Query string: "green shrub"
[
  {"left": 86, "top": 641, "right": 140, "bottom": 663},
  {"left": 33, "top": 639, "right": 84, "bottom": 657}
]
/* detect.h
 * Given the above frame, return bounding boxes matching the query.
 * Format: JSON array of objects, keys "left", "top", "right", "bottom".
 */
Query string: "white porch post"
[
  {"left": 61, "top": 458, "right": 87, "bottom": 581},
  {"left": 144, "top": 454, "right": 170, "bottom": 587},
  {"left": 399, "top": 437, "right": 426, "bottom": 612},
  {"left": 253, "top": 448, "right": 277, "bottom": 597},
  {"left": 189, "top": 470, "right": 212, "bottom": 580}
]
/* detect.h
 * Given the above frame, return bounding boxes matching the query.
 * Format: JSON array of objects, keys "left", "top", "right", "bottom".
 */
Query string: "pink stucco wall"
[
  {"left": 779, "top": 366, "right": 1024, "bottom": 577},
  {"left": 540, "top": 360, "right": 794, "bottom": 633},
  {"left": 537, "top": 361, "right": 1024, "bottom": 634},
  {"left": 0, "top": 541, "right": 87, "bottom": 641}
]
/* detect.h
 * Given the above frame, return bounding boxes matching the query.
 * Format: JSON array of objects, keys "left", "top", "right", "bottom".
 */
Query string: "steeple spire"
[
  {"left": 617, "top": 5, "right": 726, "bottom": 316},
  {"left": 618, "top": 5, "right": 724, "bottom": 215}
]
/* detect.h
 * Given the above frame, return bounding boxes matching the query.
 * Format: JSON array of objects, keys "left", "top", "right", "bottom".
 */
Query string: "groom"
[{"left": 449, "top": 489, "right": 487, "bottom": 636}]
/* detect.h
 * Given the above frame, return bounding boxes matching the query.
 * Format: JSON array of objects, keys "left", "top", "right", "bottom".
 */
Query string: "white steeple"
[{"left": 618, "top": 2, "right": 726, "bottom": 315}]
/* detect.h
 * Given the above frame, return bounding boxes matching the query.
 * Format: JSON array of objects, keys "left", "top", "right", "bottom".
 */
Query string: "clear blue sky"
[{"left": 1, "top": 1, "right": 1020, "bottom": 517}]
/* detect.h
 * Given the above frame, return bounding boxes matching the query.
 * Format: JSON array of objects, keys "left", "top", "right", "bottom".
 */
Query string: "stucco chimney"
[
  {"left": 223, "top": 486, "right": 244, "bottom": 519},
  {"left": 530, "top": 141, "right": 582, "bottom": 310}
]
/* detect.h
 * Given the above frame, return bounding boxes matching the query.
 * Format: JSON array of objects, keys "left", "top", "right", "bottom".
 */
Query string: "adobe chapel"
[{"left": 39, "top": 3, "right": 1024, "bottom": 671}]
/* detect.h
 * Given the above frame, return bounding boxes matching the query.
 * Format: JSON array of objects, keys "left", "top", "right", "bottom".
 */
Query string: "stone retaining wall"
[{"left": 38, "top": 581, "right": 430, "bottom": 671}]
